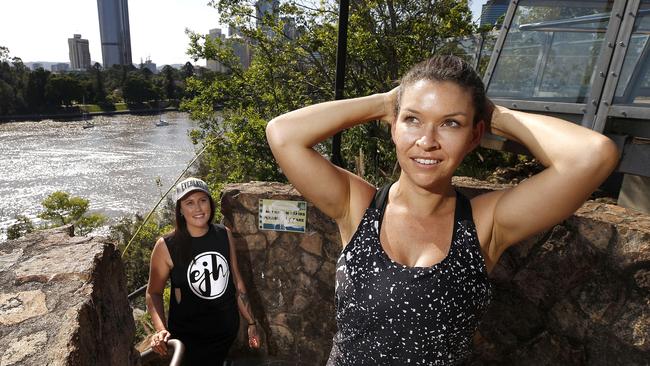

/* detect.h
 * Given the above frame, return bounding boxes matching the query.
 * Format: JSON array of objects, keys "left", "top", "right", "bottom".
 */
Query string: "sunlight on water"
[{"left": 0, "top": 112, "right": 199, "bottom": 239}]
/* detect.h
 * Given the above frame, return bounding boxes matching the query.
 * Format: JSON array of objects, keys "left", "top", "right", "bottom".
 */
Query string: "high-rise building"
[
  {"left": 226, "top": 25, "right": 252, "bottom": 71},
  {"left": 231, "top": 37, "right": 252, "bottom": 70},
  {"left": 256, "top": 0, "right": 279, "bottom": 37},
  {"left": 281, "top": 16, "right": 298, "bottom": 40},
  {"left": 141, "top": 58, "right": 157, "bottom": 74},
  {"left": 206, "top": 28, "right": 227, "bottom": 73},
  {"left": 68, "top": 34, "right": 91, "bottom": 70},
  {"left": 97, "top": 0, "right": 132, "bottom": 68},
  {"left": 480, "top": 0, "right": 509, "bottom": 27}
]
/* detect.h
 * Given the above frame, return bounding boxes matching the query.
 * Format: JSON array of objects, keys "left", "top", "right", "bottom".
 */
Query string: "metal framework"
[{"left": 480, "top": 0, "right": 650, "bottom": 177}]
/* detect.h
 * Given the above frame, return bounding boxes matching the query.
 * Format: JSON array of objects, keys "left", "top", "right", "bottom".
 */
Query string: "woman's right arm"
[
  {"left": 266, "top": 90, "right": 396, "bottom": 240},
  {"left": 146, "top": 237, "right": 173, "bottom": 355}
]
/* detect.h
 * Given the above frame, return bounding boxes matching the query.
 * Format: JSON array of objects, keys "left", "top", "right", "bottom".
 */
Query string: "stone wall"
[
  {"left": 222, "top": 182, "right": 340, "bottom": 365},
  {"left": 454, "top": 177, "right": 650, "bottom": 365},
  {"left": 0, "top": 226, "right": 139, "bottom": 366},
  {"left": 222, "top": 180, "right": 650, "bottom": 365}
]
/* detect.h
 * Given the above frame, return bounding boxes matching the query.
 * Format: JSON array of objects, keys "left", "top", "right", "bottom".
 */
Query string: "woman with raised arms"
[{"left": 266, "top": 55, "right": 619, "bottom": 365}]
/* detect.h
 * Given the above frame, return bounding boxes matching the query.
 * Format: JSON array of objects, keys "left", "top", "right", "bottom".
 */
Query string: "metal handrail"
[
  {"left": 128, "top": 284, "right": 147, "bottom": 301},
  {"left": 140, "top": 339, "right": 185, "bottom": 366}
]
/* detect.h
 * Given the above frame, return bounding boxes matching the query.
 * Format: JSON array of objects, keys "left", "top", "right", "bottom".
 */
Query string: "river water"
[{"left": 0, "top": 112, "right": 199, "bottom": 239}]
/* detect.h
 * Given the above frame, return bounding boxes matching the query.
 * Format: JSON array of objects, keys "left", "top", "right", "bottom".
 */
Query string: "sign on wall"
[{"left": 258, "top": 199, "right": 307, "bottom": 233}]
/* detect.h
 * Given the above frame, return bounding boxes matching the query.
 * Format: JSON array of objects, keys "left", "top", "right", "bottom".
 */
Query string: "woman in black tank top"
[
  {"left": 267, "top": 55, "right": 618, "bottom": 365},
  {"left": 146, "top": 177, "right": 261, "bottom": 365}
]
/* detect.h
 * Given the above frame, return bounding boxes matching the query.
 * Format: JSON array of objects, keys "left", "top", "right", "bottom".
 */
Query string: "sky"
[{"left": 0, "top": 0, "right": 488, "bottom": 66}]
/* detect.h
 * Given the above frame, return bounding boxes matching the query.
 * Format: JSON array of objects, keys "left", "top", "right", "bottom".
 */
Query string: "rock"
[
  {"left": 300, "top": 252, "right": 321, "bottom": 275},
  {"left": 299, "top": 232, "right": 323, "bottom": 257},
  {"left": 0, "top": 226, "right": 138, "bottom": 366},
  {"left": 0, "top": 331, "right": 47, "bottom": 366},
  {"left": 222, "top": 182, "right": 338, "bottom": 364},
  {"left": 222, "top": 180, "right": 650, "bottom": 365},
  {"left": 240, "top": 233, "right": 268, "bottom": 251},
  {"left": 0, "top": 290, "right": 48, "bottom": 326}
]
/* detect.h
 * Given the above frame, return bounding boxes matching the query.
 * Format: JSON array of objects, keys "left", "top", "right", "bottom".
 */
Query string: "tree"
[
  {"left": 38, "top": 191, "right": 106, "bottom": 235},
  {"left": 91, "top": 63, "right": 107, "bottom": 103},
  {"left": 181, "top": 62, "right": 194, "bottom": 79},
  {"left": 183, "top": 0, "right": 477, "bottom": 188},
  {"left": 0, "top": 53, "right": 29, "bottom": 114},
  {"left": 0, "top": 46, "right": 9, "bottom": 62},
  {"left": 161, "top": 65, "right": 178, "bottom": 100},
  {"left": 45, "top": 74, "right": 83, "bottom": 106},
  {"left": 6, "top": 215, "right": 35, "bottom": 240},
  {"left": 25, "top": 67, "right": 50, "bottom": 111},
  {"left": 122, "top": 74, "right": 159, "bottom": 103},
  {"left": 0, "top": 79, "right": 15, "bottom": 115},
  {"left": 111, "top": 214, "right": 173, "bottom": 293}
]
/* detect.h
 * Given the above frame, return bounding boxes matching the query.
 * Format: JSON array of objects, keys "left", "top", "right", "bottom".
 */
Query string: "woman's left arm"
[
  {"left": 226, "top": 227, "right": 261, "bottom": 349},
  {"left": 482, "top": 106, "right": 619, "bottom": 262}
]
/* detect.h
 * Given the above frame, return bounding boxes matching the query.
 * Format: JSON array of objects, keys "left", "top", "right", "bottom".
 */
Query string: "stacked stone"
[
  {"left": 222, "top": 179, "right": 649, "bottom": 366},
  {"left": 453, "top": 179, "right": 650, "bottom": 365},
  {"left": 221, "top": 182, "right": 341, "bottom": 365},
  {"left": 0, "top": 226, "right": 138, "bottom": 366}
]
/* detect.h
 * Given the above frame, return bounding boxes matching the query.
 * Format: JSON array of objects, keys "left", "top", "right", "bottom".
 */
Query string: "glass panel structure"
[
  {"left": 487, "top": 0, "right": 614, "bottom": 102},
  {"left": 613, "top": 2, "right": 650, "bottom": 106},
  {"left": 438, "top": 36, "right": 480, "bottom": 65},
  {"left": 478, "top": 32, "right": 498, "bottom": 76},
  {"left": 437, "top": 32, "right": 497, "bottom": 77}
]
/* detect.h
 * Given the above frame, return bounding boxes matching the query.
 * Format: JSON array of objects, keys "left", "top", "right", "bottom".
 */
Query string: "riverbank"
[
  {"left": 0, "top": 102, "right": 179, "bottom": 122},
  {"left": 0, "top": 112, "right": 198, "bottom": 238}
]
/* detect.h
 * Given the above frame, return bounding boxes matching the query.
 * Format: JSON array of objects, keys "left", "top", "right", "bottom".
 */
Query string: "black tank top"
[
  {"left": 164, "top": 224, "right": 239, "bottom": 340},
  {"left": 327, "top": 185, "right": 492, "bottom": 365}
]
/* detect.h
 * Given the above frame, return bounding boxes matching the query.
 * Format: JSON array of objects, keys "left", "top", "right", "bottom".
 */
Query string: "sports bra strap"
[
  {"left": 454, "top": 191, "right": 474, "bottom": 222},
  {"left": 370, "top": 183, "right": 474, "bottom": 225},
  {"left": 370, "top": 184, "right": 392, "bottom": 210}
]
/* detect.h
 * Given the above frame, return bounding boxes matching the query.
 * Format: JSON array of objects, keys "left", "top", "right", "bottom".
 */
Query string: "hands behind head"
[
  {"left": 381, "top": 86, "right": 400, "bottom": 124},
  {"left": 150, "top": 329, "right": 171, "bottom": 356},
  {"left": 483, "top": 98, "right": 496, "bottom": 134}
]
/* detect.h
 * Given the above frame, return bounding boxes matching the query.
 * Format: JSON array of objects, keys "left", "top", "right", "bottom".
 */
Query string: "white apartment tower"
[{"left": 68, "top": 34, "right": 91, "bottom": 70}]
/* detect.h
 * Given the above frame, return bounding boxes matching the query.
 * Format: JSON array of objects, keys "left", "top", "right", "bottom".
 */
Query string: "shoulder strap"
[
  {"left": 369, "top": 183, "right": 392, "bottom": 233},
  {"left": 369, "top": 183, "right": 392, "bottom": 210},
  {"left": 454, "top": 190, "right": 474, "bottom": 223}
]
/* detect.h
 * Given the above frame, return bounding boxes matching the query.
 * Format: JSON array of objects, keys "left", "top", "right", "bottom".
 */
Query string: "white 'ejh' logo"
[{"left": 186, "top": 251, "right": 229, "bottom": 299}]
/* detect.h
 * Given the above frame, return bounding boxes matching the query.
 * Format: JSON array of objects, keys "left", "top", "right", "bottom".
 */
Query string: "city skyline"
[
  {"left": 1, "top": 0, "right": 487, "bottom": 67},
  {"left": 0, "top": 0, "right": 222, "bottom": 66}
]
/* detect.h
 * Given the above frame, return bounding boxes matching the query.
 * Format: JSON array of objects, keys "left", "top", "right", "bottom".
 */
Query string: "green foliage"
[
  {"left": 0, "top": 47, "right": 193, "bottom": 115},
  {"left": 111, "top": 213, "right": 174, "bottom": 294},
  {"left": 122, "top": 74, "right": 160, "bottom": 103},
  {"left": 25, "top": 67, "right": 50, "bottom": 112},
  {"left": 182, "top": 0, "right": 484, "bottom": 187},
  {"left": 91, "top": 63, "right": 107, "bottom": 102},
  {"left": 38, "top": 191, "right": 106, "bottom": 236},
  {"left": 76, "top": 214, "right": 107, "bottom": 236},
  {"left": 6, "top": 215, "right": 35, "bottom": 240},
  {"left": 0, "top": 51, "right": 29, "bottom": 115},
  {"left": 0, "top": 46, "right": 9, "bottom": 62},
  {"left": 45, "top": 74, "right": 83, "bottom": 106},
  {"left": 134, "top": 287, "right": 171, "bottom": 344}
]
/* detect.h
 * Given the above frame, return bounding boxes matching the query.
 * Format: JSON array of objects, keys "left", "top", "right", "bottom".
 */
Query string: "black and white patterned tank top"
[{"left": 327, "top": 184, "right": 492, "bottom": 365}]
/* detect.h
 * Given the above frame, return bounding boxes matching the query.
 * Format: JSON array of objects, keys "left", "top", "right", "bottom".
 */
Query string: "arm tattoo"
[{"left": 238, "top": 291, "right": 249, "bottom": 304}]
